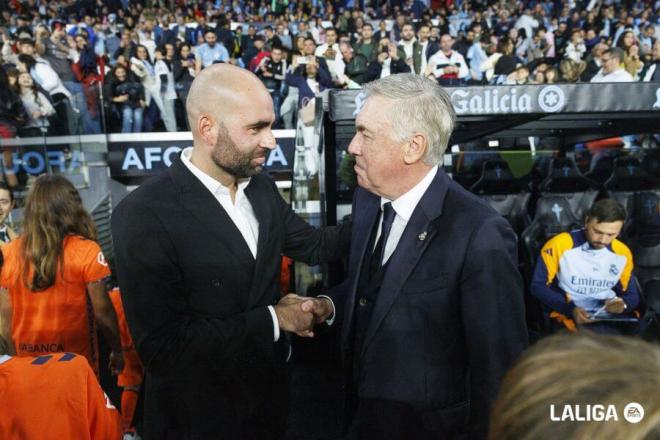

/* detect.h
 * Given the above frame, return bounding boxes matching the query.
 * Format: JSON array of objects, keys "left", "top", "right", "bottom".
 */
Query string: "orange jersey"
[
  {"left": 109, "top": 288, "right": 144, "bottom": 387},
  {"left": 0, "top": 352, "right": 122, "bottom": 439},
  {"left": 0, "top": 235, "right": 111, "bottom": 376}
]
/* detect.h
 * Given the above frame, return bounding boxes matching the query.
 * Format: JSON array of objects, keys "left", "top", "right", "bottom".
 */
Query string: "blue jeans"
[{"left": 121, "top": 105, "right": 144, "bottom": 133}]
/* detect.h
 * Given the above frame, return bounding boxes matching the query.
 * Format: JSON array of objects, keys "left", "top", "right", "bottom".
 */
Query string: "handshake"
[{"left": 273, "top": 294, "right": 334, "bottom": 337}]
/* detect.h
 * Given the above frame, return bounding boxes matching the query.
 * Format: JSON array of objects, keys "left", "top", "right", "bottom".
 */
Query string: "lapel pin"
[{"left": 418, "top": 231, "right": 427, "bottom": 241}]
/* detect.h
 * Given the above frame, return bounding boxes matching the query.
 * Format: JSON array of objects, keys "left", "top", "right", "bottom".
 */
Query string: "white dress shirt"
[
  {"left": 181, "top": 147, "right": 281, "bottom": 341},
  {"left": 590, "top": 67, "right": 633, "bottom": 83},
  {"left": 325, "top": 166, "right": 438, "bottom": 325},
  {"left": 375, "top": 166, "right": 438, "bottom": 264}
]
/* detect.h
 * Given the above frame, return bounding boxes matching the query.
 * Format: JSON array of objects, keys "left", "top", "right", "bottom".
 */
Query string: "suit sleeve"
[
  {"left": 111, "top": 196, "right": 274, "bottom": 375},
  {"left": 274, "top": 180, "right": 351, "bottom": 265},
  {"left": 459, "top": 215, "right": 528, "bottom": 438}
]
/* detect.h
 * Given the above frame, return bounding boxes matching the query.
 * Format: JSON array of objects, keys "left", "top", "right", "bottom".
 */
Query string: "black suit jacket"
[
  {"left": 112, "top": 156, "right": 350, "bottom": 439},
  {"left": 330, "top": 170, "right": 527, "bottom": 438}
]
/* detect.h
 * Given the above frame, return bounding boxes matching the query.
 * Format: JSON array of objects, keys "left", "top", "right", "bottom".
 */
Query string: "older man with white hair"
[{"left": 310, "top": 73, "right": 528, "bottom": 439}]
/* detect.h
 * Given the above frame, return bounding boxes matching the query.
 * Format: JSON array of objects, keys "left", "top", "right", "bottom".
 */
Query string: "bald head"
[{"left": 186, "top": 63, "right": 272, "bottom": 137}]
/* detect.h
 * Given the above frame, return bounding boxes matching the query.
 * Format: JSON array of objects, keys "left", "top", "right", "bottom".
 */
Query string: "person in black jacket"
[
  {"left": 106, "top": 64, "right": 145, "bottom": 133},
  {"left": 112, "top": 63, "right": 350, "bottom": 440},
  {"left": 366, "top": 41, "right": 410, "bottom": 82}
]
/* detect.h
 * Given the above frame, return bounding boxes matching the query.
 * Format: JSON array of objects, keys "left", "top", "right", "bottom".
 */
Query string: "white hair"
[{"left": 363, "top": 73, "right": 455, "bottom": 166}]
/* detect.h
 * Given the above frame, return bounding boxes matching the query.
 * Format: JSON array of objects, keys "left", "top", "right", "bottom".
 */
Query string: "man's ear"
[
  {"left": 197, "top": 114, "right": 216, "bottom": 147},
  {"left": 403, "top": 133, "right": 428, "bottom": 165}
]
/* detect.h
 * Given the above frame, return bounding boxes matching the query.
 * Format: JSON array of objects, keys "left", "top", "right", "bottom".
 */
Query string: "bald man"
[{"left": 111, "top": 64, "right": 350, "bottom": 439}]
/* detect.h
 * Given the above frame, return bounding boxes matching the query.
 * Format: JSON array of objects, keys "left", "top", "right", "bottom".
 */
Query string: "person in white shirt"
[
  {"left": 397, "top": 23, "right": 416, "bottom": 68},
  {"left": 565, "top": 29, "right": 587, "bottom": 62},
  {"left": 426, "top": 33, "right": 469, "bottom": 85},
  {"left": 590, "top": 47, "right": 634, "bottom": 82},
  {"left": 314, "top": 27, "right": 342, "bottom": 82},
  {"left": 154, "top": 46, "right": 177, "bottom": 132}
]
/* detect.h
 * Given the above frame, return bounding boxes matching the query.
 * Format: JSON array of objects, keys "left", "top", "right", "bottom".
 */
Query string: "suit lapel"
[
  {"left": 244, "top": 179, "right": 273, "bottom": 306},
  {"left": 169, "top": 156, "right": 255, "bottom": 268},
  {"left": 359, "top": 171, "right": 450, "bottom": 358}
]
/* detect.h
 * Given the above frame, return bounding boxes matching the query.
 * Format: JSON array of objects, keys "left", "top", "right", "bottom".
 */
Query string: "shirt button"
[{"left": 359, "top": 298, "right": 367, "bottom": 307}]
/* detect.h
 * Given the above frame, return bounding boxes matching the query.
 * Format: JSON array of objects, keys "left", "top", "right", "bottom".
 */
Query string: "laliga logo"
[
  {"left": 353, "top": 91, "right": 366, "bottom": 116},
  {"left": 538, "top": 85, "right": 566, "bottom": 113}
]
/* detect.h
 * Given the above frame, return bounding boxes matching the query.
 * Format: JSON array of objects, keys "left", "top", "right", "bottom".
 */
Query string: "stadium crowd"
[{"left": 0, "top": 0, "right": 658, "bottom": 137}]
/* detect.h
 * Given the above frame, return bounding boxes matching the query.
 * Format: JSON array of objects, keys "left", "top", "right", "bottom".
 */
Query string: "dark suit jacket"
[
  {"left": 112, "top": 156, "right": 350, "bottom": 439},
  {"left": 330, "top": 169, "right": 528, "bottom": 438}
]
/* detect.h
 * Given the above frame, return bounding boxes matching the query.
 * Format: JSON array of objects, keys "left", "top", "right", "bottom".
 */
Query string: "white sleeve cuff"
[
  {"left": 267, "top": 306, "right": 280, "bottom": 342},
  {"left": 317, "top": 295, "right": 336, "bottom": 326}
]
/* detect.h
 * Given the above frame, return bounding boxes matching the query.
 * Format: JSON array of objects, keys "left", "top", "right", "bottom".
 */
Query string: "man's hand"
[
  {"left": 605, "top": 297, "right": 626, "bottom": 314},
  {"left": 275, "top": 294, "right": 334, "bottom": 337},
  {"left": 572, "top": 306, "right": 592, "bottom": 325},
  {"left": 274, "top": 294, "right": 316, "bottom": 337}
]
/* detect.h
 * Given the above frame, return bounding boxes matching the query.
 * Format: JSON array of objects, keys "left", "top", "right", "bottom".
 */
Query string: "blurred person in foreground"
[
  {"left": 490, "top": 332, "right": 660, "bottom": 440},
  {"left": 0, "top": 334, "right": 122, "bottom": 439}
]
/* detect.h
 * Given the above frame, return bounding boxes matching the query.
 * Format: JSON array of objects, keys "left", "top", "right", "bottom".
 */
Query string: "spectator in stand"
[
  {"left": 353, "top": 22, "right": 378, "bottom": 63},
  {"left": 591, "top": 47, "right": 634, "bottom": 82},
  {"left": 366, "top": 40, "right": 411, "bottom": 82},
  {"left": 0, "top": 66, "right": 24, "bottom": 189},
  {"left": 559, "top": 58, "right": 586, "bottom": 83},
  {"left": 106, "top": 64, "right": 145, "bottom": 133},
  {"left": 338, "top": 41, "right": 369, "bottom": 87},
  {"left": 581, "top": 42, "right": 608, "bottom": 82},
  {"left": 564, "top": 29, "right": 586, "bottom": 63},
  {"left": 112, "top": 30, "right": 138, "bottom": 66},
  {"left": 315, "top": 27, "right": 342, "bottom": 82},
  {"left": 257, "top": 46, "right": 287, "bottom": 127},
  {"left": 397, "top": 23, "right": 417, "bottom": 69},
  {"left": 195, "top": 28, "right": 229, "bottom": 74},
  {"left": 247, "top": 35, "right": 269, "bottom": 72},
  {"left": 154, "top": 45, "right": 177, "bottom": 132},
  {"left": 0, "top": 183, "right": 16, "bottom": 244},
  {"left": 410, "top": 23, "right": 438, "bottom": 76},
  {"left": 641, "top": 40, "right": 660, "bottom": 82},
  {"left": 71, "top": 34, "right": 102, "bottom": 134},
  {"left": 467, "top": 34, "right": 489, "bottom": 83},
  {"left": 618, "top": 31, "right": 644, "bottom": 80},
  {"left": 263, "top": 25, "right": 281, "bottom": 51},
  {"left": 173, "top": 43, "right": 196, "bottom": 127},
  {"left": 276, "top": 23, "right": 292, "bottom": 50},
  {"left": 427, "top": 33, "right": 469, "bottom": 86},
  {"left": 16, "top": 71, "right": 55, "bottom": 137}
]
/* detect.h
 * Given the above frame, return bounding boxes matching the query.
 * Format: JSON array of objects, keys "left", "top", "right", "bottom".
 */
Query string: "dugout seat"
[{"left": 470, "top": 159, "right": 531, "bottom": 235}]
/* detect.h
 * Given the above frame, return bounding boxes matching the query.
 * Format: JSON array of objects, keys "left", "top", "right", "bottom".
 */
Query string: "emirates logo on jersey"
[{"left": 97, "top": 252, "right": 108, "bottom": 267}]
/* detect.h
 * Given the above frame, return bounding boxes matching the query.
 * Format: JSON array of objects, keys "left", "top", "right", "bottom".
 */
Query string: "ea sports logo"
[
  {"left": 538, "top": 85, "right": 565, "bottom": 113},
  {"left": 623, "top": 402, "right": 644, "bottom": 423}
]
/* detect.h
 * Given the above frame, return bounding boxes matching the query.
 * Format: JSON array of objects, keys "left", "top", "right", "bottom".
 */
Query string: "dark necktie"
[{"left": 370, "top": 202, "right": 396, "bottom": 277}]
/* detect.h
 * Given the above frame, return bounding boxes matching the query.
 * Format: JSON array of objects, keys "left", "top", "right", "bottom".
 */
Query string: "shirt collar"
[
  {"left": 381, "top": 166, "right": 438, "bottom": 222},
  {"left": 180, "top": 147, "right": 250, "bottom": 197}
]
